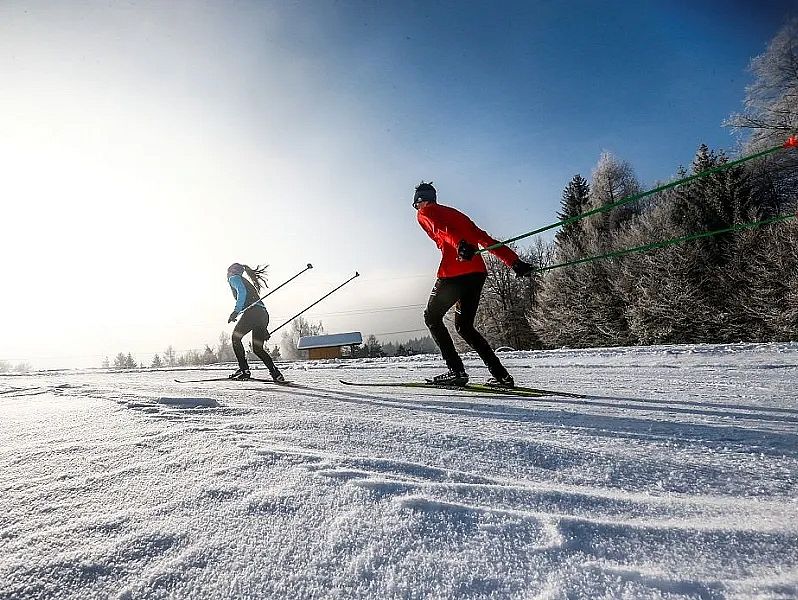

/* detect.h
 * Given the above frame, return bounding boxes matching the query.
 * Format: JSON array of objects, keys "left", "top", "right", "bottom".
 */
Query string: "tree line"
[{"left": 103, "top": 317, "right": 438, "bottom": 368}]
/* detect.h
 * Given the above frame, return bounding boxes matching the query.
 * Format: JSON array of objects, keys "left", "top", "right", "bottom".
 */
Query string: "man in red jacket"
[{"left": 414, "top": 181, "right": 534, "bottom": 387}]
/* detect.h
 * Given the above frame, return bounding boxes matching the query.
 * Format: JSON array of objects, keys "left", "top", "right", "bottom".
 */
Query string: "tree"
[
  {"left": 538, "top": 152, "right": 641, "bottom": 347},
  {"left": 280, "top": 317, "right": 324, "bottom": 359},
  {"left": 217, "top": 332, "right": 235, "bottom": 363},
  {"left": 151, "top": 354, "right": 163, "bottom": 368},
  {"left": 360, "top": 335, "right": 383, "bottom": 358},
  {"left": 476, "top": 251, "right": 542, "bottom": 350},
  {"left": 202, "top": 345, "right": 217, "bottom": 365},
  {"left": 164, "top": 345, "right": 176, "bottom": 367},
  {"left": 727, "top": 18, "right": 798, "bottom": 209},
  {"left": 586, "top": 152, "right": 642, "bottom": 239},
  {"left": 269, "top": 345, "right": 281, "bottom": 360},
  {"left": 556, "top": 174, "right": 590, "bottom": 245},
  {"left": 101, "top": 356, "right": 110, "bottom": 369},
  {"left": 280, "top": 331, "right": 298, "bottom": 360},
  {"left": 125, "top": 353, "right": 137, "bottom": 369},
  {"left": 727, "top": 18, "right": 798, "bottom": 149},
  {"left": 176, "top": 349, "right": 202, "bottom": 366}
]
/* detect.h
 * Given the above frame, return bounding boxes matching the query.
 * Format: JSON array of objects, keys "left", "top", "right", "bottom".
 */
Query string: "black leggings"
[
  {"left": 423, "top": 272, "right": 508, "bottom": 378},
  {"left": 232, "top": 307, "right": 279, "bottom": 375}
]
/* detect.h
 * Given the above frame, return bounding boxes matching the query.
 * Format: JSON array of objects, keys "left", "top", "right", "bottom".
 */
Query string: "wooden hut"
[{"left": 297, "top": 332, "right": 363, "bottom": 360}]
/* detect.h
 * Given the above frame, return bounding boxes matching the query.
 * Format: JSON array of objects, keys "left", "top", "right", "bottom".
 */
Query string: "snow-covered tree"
[
  {"left": 217, "top": 332, "right": 235, "bottom": 363},
  {"left": 280, "top": 317, "right": 324, "bottom": 359},
  {"left": 477, "top": 251, "right": 542, "bottom": 350},
  {"left": 164, "top": 345, "right": 176, "bottom": 367},
  {"left": 585, "top": 152, "right": 642, "bottom": 240},
  {"left": 727, "top": 18, "right": 798, "bottom": 209},
  {"left": 202, "top": 345, "right": 217, "bottom": 365},
  {"left": 727, "top": 18, "right": 798, "bottom": 149}
]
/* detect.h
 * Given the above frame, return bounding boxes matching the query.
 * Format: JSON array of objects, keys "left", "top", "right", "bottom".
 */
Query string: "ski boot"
[
  {"left": 229, "top": 368, "right": 251, "bottom": 380},
  {"left": 271, "top": 369, "right": 286, "bottom": 384},
  {"left": 486, "top": 374, "right": 515, "bottom": 388},
  {"left": 428, "top": 370, "right": 469, "bottom": 386}
]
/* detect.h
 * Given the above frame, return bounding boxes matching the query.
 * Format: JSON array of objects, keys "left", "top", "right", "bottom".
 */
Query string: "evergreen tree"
[
  {"left": 363, "top": 335, "right": 383, "bottom": 358},
  {"left": 151, "top": 354, "right": 163, "bottom": 368},
  {"left": 556, "top": 174, "right": 590, "bottom": 245}
]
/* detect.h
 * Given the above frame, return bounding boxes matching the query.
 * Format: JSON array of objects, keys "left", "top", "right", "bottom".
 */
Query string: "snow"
[{"left": 1, "top": 342, "right": 796, "bottom": 599}]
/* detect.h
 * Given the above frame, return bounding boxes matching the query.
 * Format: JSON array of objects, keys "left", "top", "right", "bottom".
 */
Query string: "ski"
[
  {"left": 175, "top": 377, "right": 291, "bottom": 385},
  {"left": 339, "top": 380, "right": 580, "bottom": 398}
]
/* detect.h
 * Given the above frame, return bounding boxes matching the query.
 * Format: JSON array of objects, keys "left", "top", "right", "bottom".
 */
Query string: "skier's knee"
[
  {"left": 454, "top": 318, "right": 473, "bottom": 336},
  {"left": 424, "top": 309, "right": 443, "bottom": 328}
]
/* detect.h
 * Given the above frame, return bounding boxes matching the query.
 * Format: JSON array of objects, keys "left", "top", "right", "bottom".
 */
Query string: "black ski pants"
[
  {"left": 232, "top": 306, "right": 279, "bottom": 375},
  {"left": 423, "top": 272, "right": 508, "bottom": 378}
]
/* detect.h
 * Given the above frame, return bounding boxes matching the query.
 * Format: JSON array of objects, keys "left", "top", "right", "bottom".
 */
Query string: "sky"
[{"left": 0, "top": 0, "right": 795, "bottom": 369}]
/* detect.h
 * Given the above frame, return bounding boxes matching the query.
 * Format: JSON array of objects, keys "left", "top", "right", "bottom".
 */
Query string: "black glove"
[
  {"left": 228, "top": 311, "right": 239, "bottom": 323},
  {"left": 457, "top": 239, "right": 477, "bottom": 261},
  {"left": 511, "top": 259, "right": 535, "bottom": 278}
]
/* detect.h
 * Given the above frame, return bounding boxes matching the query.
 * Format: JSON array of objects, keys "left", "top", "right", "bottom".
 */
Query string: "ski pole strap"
[
  {"left": 538, "top": 213, "right": 796, "bottom": 273},
  {"left": 478, "top": 137, "right": 796, "bottom": 254},
  {"left": 239, "top": 263, "right": 314, "bottom": 315},
  {"left": 268, "top": 272, "right": 360, "bottom": 336}
]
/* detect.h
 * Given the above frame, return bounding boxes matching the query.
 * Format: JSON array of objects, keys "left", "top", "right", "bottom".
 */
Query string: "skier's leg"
[
  {"left": 231, "top": 319, "right": 252, "bottom": 374},
  {"left": 424, "top": 277, "right": 465, "bottom": 373},
  {"left": 454, "top": 273, "right": 509, "bottom": 379},
  {"left": 252, "top": 325, "right": 282, "bottom": 380}
]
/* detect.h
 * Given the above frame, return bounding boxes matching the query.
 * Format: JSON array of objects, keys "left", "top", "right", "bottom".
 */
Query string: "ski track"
[{"left": 0, "top": 343, "right": 797, "bottom": 599}]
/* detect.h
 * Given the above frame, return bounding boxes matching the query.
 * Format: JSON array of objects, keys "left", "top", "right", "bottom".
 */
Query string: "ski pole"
[
  {"left": 240, "top": 263, "right": 313, "bottom": 315},
  {"left": 268, "top": 271, "right": 360, "bottom": 336}
]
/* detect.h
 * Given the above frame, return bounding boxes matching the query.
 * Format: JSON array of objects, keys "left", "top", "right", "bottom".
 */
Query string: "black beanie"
[{"left": 413, "top": 181, "right": 437, "bottom": 204}]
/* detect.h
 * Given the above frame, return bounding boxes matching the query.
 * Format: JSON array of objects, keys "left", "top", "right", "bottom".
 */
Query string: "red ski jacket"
[{"left": 417, "top": 203, "right": 519, "bottom": 278}]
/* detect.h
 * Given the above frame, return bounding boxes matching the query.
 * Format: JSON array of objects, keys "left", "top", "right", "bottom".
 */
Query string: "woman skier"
[{"left": 226, "top": 263, "right": 285, "bottom": 382}]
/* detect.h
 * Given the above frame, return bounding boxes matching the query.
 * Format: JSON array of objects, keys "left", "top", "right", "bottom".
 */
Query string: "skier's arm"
[
  {"left": 471, "top": 224, "right": 519, "bottom": 267},
  {"left": 228, "top": 275, "right": 248, "bottom": 313}
]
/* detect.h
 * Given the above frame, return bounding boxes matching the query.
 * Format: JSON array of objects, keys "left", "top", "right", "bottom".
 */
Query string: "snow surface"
[{"left": 1, "top": 343, "right": 797, "bottom": 599}]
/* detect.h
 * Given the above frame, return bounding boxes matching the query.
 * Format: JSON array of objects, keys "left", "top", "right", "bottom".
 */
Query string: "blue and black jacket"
[{"left": 228, "top": 275, "right": 265, "bottom": 313}]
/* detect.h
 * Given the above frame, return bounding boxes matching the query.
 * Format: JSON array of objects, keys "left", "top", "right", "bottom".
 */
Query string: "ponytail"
[{"left": 242, "top": 264, "right": 269, "bottom": 293}]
